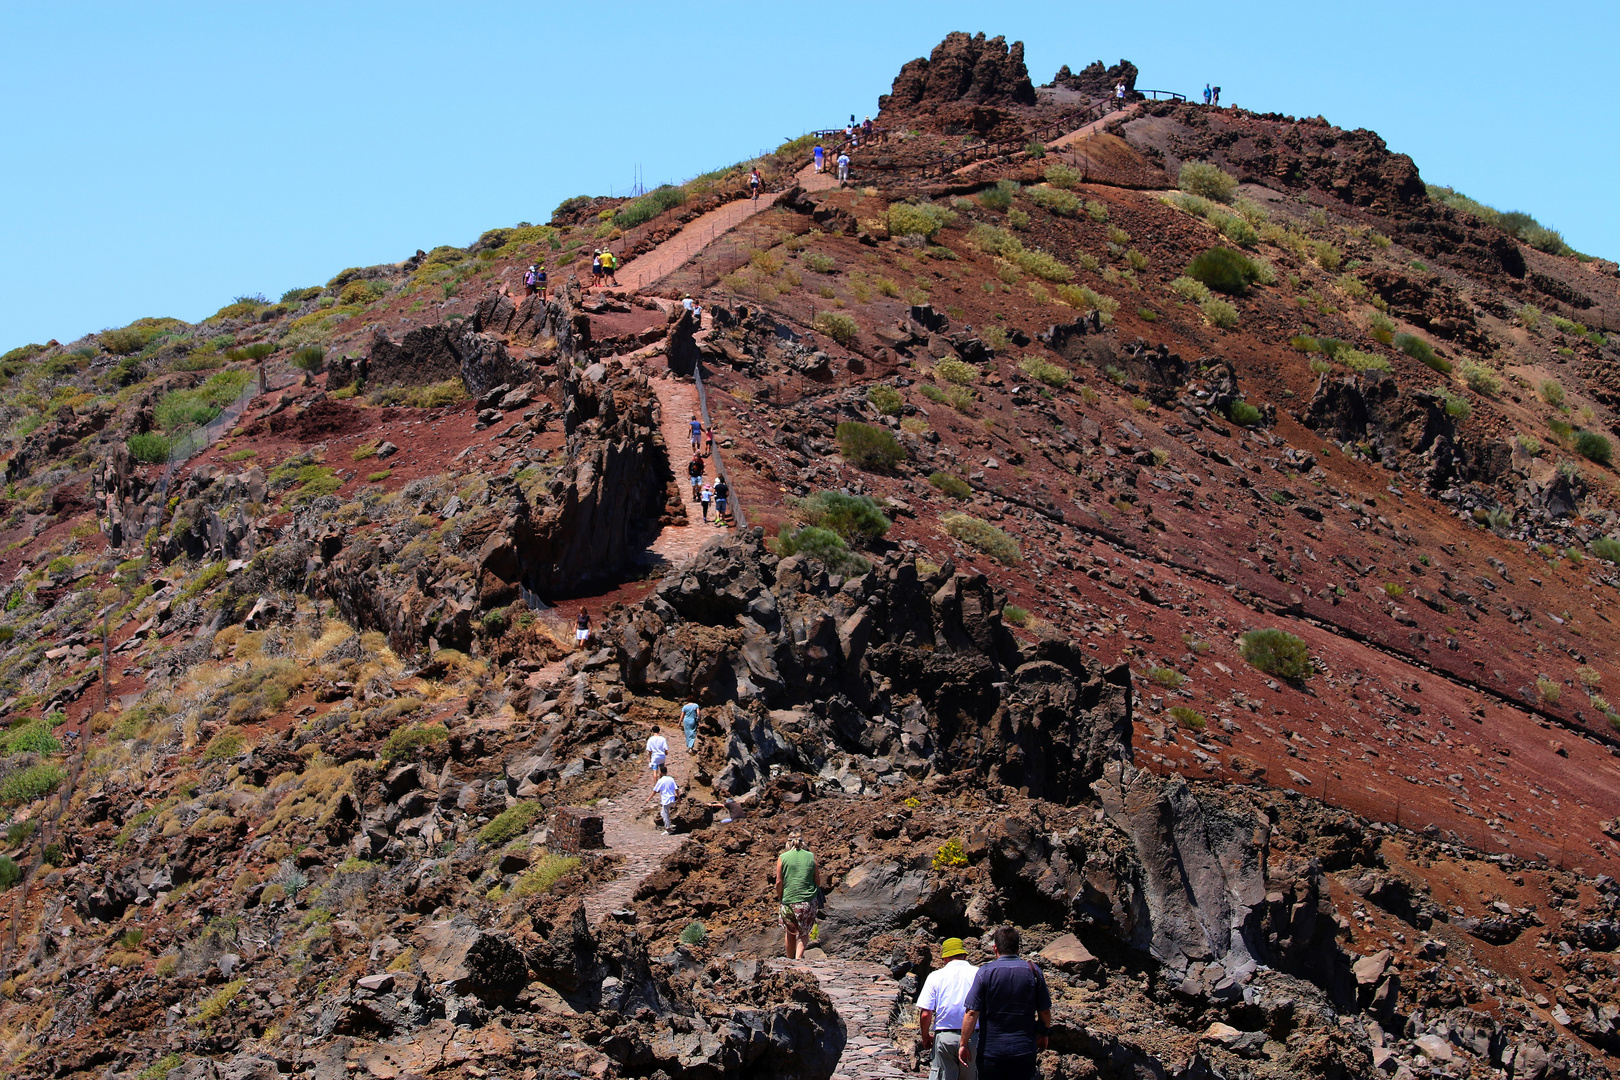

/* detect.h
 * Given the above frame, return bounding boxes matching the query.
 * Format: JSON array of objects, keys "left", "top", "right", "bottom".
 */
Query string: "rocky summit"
[{"left": 0, "top": 29, "right": 1618, "bottom": 1080}]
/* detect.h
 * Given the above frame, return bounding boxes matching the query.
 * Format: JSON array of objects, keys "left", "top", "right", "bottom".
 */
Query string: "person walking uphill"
[
  {"left": 679, "top": 700, "right": 699, "bottom": 749},
  {"left": 919, "top": 938, "right": 980, "bottom": 1080},
  {"left": 775, "top": 833, "right": 824, "bottom": 959},
  {"left": 959, "top": 927, "right": 1052, "bottom": 1080},
  {"left": 643, "top": 765, "right": 679, "bottom": 834},
  {"left": 836, "top": 150, "right": 851, "bottom": 183},
  {"left": 687, "top": 453, "right": 704, "bottom": 501},
  {"left": 645, "top": 726, "right": 668, "bottom": 774}
]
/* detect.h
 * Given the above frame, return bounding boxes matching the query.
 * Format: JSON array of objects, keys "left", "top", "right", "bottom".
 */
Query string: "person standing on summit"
[{"left": 1114, "top": 82, "right": 1126, "bottom": 110}]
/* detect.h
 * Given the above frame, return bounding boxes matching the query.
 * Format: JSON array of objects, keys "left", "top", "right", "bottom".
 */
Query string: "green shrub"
[
  {"left": 614, "top": 186, "right": 685, "bottom": 229},
  {"left": 775, "top": 526, "right": 869, "bottom": 577},
  {"left": 1001, "top": 604, "right": 1029, "bottom": 625},
  {"left": 1540, "top": 379, "right": 1565, "bottom": 407},
  {"left": 679, "top": 921, "right": 708, "bottom": 945},
  {"left": 1019, "top": 357, "right": 1069, "bottom": 387},
  {"left": 193, "top": 979, "right": 246, "bottom": 1024},
  {"left": 202, "top": 727, "right": 246, "bottom": 762},
  {"left": 1147, "top": 666, "right": 1185, "bottom": 688},
  {"left": 1086, "top": 200, "right": 1109, "bottom": 222},
  {"left": 1170, "top": 192, "right": 1213, "bottom": 218},
  {"left": 1240, "top": 628, "right": 1311, "bottom": 680},
  {"left": 1383, "top": 582, "right": 1405, "bottom": 598},
  {"left": 3, "top": 722, "right": 59, "bottom": 756},
  {"left": 1227, "top": 400, "right": 1262, "bottom": 427},
  {"left": 795, "top": 491, "right": 890, "bottom": 542},
  {"left": 978, "top": 179, "right": 1018, "bottom": 211},
  {"left": 1026, "top": 185, "right": 1082, "bottom": 217},
  {"left": 835, "top": 422, "right": 904, "bottom": 471},
  {"left": 1518, "top": 434, "right": 1544, "bottom": 456},
  {"left": 1549, "top": 417, "right": 1574, "bottom": 442},
  {"left": 941, "top": 513, "right": 1021, "bottom": 564},
  {"left": 1178, "top": 160, "right": 1239, "bottom": 203},
  {"left": 1055, "top": 284, "right": 1118, "bottom": 319},
  {"left": 866, "top": 385, "right": 902, "bottom": 415},
  {"left": 0, "top": 763, "right": 66, "bottom": 806},
  {"left": 127, "top": 432, "right": 173, "bottom": 463},
  {"left": 932, "top": 838, "right": 969, "bottom": 869},
  {"left": 1574, "top": 430, "right": 1611, "bottom": 464},
  {"left": 1342, "top": 349, "right": 1391, "bottom": 373},
  {"left": 338, "top": 280, "right": 384, "bottom": 305},
  {"left": 886, "top": 202, "right": 957, "bottom": 239},
  {"left": 813, "top": 311, "right": 858, "bottom": 347},
  {"left": 804, "top": 252, "right": 836, "bottom": 274},
  {"left": 1367, "top": 310, "right": 1397, "bottom": 344},
  {"left": 479, "top": 802, "right": 538, "bottom": 846},
  {"left": 1210, "top": 212, "right": 1258, "bottom": 247},
  {"left": 1185, "top": 247, "right": 1264, "bottom": 295},
  {"left": 1393, "top": 333, "right": 1448, "bottom": 372},
  {"left": 1167, "top": 705, "right": 1206, "bottom": 730},
  {"left": 290, "top": 345, "right": 325, "bottom": 373},
  {"left": 1044, "top": 163, "right": 1082, "bottom": 189},
  {"left": 934, "top": 358, "right": 979, "bottom": 385},
  {"left": 1201, "top": 298, "right": 1239, "bottom": 328},
  {"left": 1459, "top": 361, "right": 1500, "bottom": 395},
  {"left": 380, "top": 723, "right": 448, "bottom": 761},
  {"left": 1014, "top": 248, "right": 1073, "bottom": 283},
  {"left": 281, "top": 286, "right": 321, "bottom": 304},
  {"left": 0, "top": 856, "right": 21, "bottom": 891},
  {"left": 1171, "top": 277, "right": 1212, "bottom": 304},
  {"left": 1432, "top": 388, "right": 1471, "bottom": 420},
  {"left": 929, "top": 472, "right": 972, "bottom": 500},
  {"left": 1590, "top": 538, "right": 1620, "bottom": 564}
]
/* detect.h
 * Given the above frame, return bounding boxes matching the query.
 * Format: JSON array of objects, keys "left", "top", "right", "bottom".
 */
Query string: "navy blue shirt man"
[{"left": 959, "top": 926, "right": 1052, "bottom": 1080}]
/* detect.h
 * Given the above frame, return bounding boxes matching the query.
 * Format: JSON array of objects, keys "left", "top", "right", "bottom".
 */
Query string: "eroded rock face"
[
  {"left": 612, "top": 534, "right": 1130, "bottom": 803},
  {"left": 1053, "top": 59, "right": 1138, "bottom": 97},
  {"left": 880, "top": 32, "right": 1036, "bottom": 113}
]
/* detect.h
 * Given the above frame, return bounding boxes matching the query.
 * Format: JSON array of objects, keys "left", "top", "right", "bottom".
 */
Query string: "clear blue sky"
[{"left": 2, "top": 1, "right": 1614, "bottom": 351}]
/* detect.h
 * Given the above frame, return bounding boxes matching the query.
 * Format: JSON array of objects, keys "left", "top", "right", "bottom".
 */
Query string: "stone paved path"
[
  {"left": 785, "top": 959, "right": 914, "bottom": 1079},
  {"left": 581, "top": 732, "right": 692, "bottom": 925},
  {"left": 645, "top": 374, "right": 729, "bottom": 567}
]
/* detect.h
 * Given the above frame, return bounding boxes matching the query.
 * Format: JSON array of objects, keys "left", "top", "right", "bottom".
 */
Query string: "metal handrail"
[{"left": 1137, "top": 89, "right": 1186, "bottom": 101}]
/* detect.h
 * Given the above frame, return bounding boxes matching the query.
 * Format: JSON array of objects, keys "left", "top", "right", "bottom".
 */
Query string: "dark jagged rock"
[
  {"left": 880, "top": 32, "right": 1036, "bottom": 113},
  {"left": 1052, "top": 60, "right": 1138, "bottom": 97}
]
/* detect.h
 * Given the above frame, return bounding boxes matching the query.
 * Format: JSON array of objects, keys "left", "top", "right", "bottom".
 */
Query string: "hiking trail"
[
  {"left": 787, "top": 959, "right": 912, "bottom": 1080},
  {"left": 580, "top": 733, "right": 691, "bottom": 925}
]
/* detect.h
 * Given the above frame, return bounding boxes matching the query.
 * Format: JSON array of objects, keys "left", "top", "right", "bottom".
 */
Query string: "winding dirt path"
[{"left": 581, "top": 732, "right": 693, "bottom": 925}]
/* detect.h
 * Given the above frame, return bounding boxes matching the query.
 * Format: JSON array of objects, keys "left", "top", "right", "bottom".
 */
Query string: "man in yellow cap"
[{"left": 918, "top": 937, "right": 979, "bottom": 1080}]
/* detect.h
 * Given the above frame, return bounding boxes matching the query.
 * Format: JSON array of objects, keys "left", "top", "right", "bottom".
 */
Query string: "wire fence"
[{"left": 149, "top": 367, "right": 294, "bottom": 510}]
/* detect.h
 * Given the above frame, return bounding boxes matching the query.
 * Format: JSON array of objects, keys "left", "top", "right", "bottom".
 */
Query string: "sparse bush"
[
  {"left": 1147, "top": 666, "right": 1185, "bottom": 689},
  {"left": 509, "top": 854, "right": 581, "bottom": 899},
  {"left": 775, "top": 526, "right": 869, "bottom": 577},
  {"left": 127, "top": 432, "right": 174, "bottom": 463},
  {"left": 1459, "top": 361, "right": 1500, "bottom": 395},
  {"left": 1055, "top": 284, "right": 1118, "bottom": 320},
  {"left": 929, "top": 472, "right": 972, "bottom": 500},
  {"left": 796, "top": 491, "right": 890, "bottom": 542},
  {"left": 978, "top": 179, "right": 1017, "bottom": 211},
  {"left": 1574, "top": 430, "right": 1611, "bottom": 464},
  {"left": 886, "top": 201, "right": 957, "bottom": 239},
  {"left": 1019, "top": 357, "right": 1069, "bottom": 387},
  {"left": 836, "top": 421, "right": 904, "bottom": 471},
  {"left": 1027, "top": 185, "right": 1082, "bottom": 216},
  {"left": 1014, "top": 248, "right": 1072, "bottom": 283},
  {"left": 1186, "top": 247, "right": 1264, "bottom": 295},
  {"left": 1383, "top": 582, "right": 1405, "bottom": 598},
  {"left": 1432, "top": 388, "right": 1470, "bottom": 420},
  {"left": 1519, "top": 303, "right": 1542, "bottom": 329},
  {"left": 1001, "top": 604, "right": 1029, "bottom": 625},
  {"left": 679, "top": 921, "right": 708, "bottom": 945},
  {"left": 1367, "top": 310, "right": 1396, "bottom": 344},
  {"left": 290, "top": 345, "right": 325, "bottom": 374},
  {"left": 813, "top": 311, "right": 858, "bottom": 346},
  {"left": 867, "top": 385, "right": 902, "bottom": 415},
  {"left": 194, "top": 979, "right": 246, "bottom": 1024},
  {"left": 941, "top": 513, "right": 1021, "bottom": 564},
  {"left": 1006, "top": 207, "right": 1030, "bottom": 230},
  {"left": 3, "top": 722, "right": 59, "bottom": 756},
  {"left": 1171, "top": 277, "right": 1212, "bottom": 304},
  {"left": 381, "top": 724, "right": 448, "bottom": 761},
  {"left": 1167, "top": 705, "right": 1206, "bottom": 730},
  {"left": 804, "top": 252, "right": 836, "bottom": 274},
  {"left": 1178, "top": 160, "right": 1239, "bottom": 203},
  {"left": 1342, "top": 349, "right": 1391, "bottom": 373},
  {"left": 1576, "top": 665, "right": 1602, "bottom": 687},
  {"left": 1536, "top": 676, "right": 1561, "bottom": 704},
  {"left": 202, "top": 727, "right": 246, "bottom": 762},
  {"left": 934, "top": 358, "right": 979, "bottom": 386},
  {"left": 0, "top": 856, "right": 20, "bottom": 891},
  {"left": 1228, "top": 401, "right": 1262, "bottom": 427},
  {"left": 0, "top": 764, "right": 65, "bottom": 807},
  {"left": 1201, "top": 297, "right": 1239, "bottom": 328},
  {"left": 614, "top": 185, "right": 685, "bottom": 229},
  {"left": 479, "top": 802, "right": 538, "bottom": 846},
  {"left": 1211, "top": 212, "right": 1258, "bottom": 247},
  {"left": 1393, "top": 333, "right": 1447, "bottom": 372},
  {"left": 1240, "top": 628, "right": 1311, "bottom": 680},
  {"left": 1086, "top": 200, "right": 1109, "bottom": 222},
  {"left": 1591, "top": 537, "right": 1620, "bottom": 564},
  {"left": 1044, "top": 163, "right": 1082, "bottom": 189},
  {"left": 1540, "top": 379, "right": 1565, "bottom": 407}
]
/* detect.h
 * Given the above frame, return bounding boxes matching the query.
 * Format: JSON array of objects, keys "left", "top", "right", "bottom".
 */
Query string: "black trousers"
[{"left": 978, "top": 1054, "right": 1038, "bottom": 1080}]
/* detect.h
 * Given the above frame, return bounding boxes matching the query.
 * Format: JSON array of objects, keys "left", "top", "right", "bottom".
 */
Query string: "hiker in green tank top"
[{"left": 775, "top": 832, "right": 824, "bottom": 959}]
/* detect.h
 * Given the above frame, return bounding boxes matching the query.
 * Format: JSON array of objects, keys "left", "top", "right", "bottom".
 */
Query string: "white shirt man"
[
  {"left": 646, "top": 730, "right": 668, "bottom": 771},
  {"left": 918, "top": 939, "right": 979, "bottom": 1080}
]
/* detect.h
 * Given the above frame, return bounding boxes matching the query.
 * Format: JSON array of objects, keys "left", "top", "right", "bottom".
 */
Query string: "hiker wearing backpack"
[
  {"left": 713, "top": 477, "right": 730, "bottom": 525},
  {"left": 1212, "top": 86, "right": 1221, "bottom": 107},
  {"left": 687, "top": 454, "right": 704, "bottom": 501}
]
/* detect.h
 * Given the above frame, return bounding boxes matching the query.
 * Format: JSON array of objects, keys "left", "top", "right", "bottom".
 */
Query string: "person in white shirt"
[
  {"left": 643, "top": 764, "right": 679, "bottom": 833},
  {"left": 918, "top": 938, "right": 979, "bottom": 1080},
  {"left": 645, "top": 727, "right": 669, "bottom": 773},
  {"left": 836, "top": 152, "right": 851, "bottom": 182}
]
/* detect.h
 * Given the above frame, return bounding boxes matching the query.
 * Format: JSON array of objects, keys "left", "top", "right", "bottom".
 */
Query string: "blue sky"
[{"left": 2, "top": 1, "right": 1614, "bottom": 351}]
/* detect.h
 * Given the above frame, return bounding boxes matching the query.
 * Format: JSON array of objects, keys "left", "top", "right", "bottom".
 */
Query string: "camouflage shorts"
[{"left": 779, "top": 901, "right": 816, "bottom": 939}]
